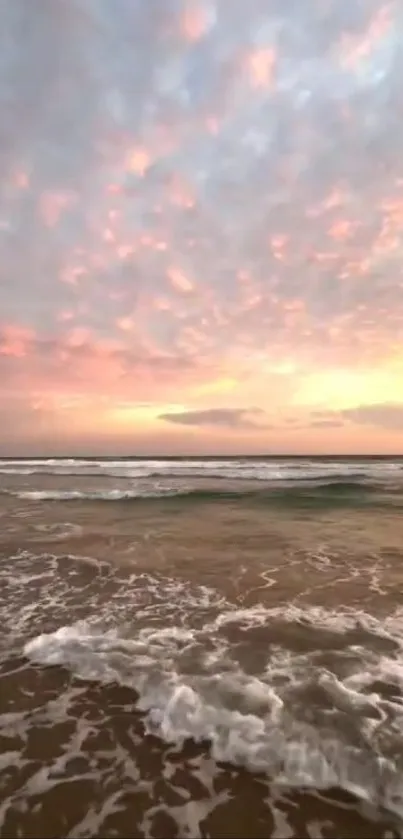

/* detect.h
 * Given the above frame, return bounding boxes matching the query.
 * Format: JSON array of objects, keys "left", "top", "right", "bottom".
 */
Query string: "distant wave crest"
[{"left": 3, "top": 479, "right": 399, "bottom": 508}]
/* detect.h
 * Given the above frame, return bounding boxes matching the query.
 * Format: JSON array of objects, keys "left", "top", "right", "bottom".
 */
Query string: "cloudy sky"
[{"left": 1, "top": 0, "right": 403, "bottom": 455}]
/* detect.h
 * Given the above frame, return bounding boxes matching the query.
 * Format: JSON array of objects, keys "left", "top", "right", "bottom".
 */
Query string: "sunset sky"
[{"left": 1, "top": 0, "right": 403, "bottom": 455}]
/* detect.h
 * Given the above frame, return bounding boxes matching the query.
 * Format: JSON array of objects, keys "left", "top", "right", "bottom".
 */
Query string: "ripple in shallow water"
[
  {"left": 0, "top": 549, "right": 402, "bottom": 836},
  {"left": 1, "top": 519, "right": 403, "bottom": 839}
]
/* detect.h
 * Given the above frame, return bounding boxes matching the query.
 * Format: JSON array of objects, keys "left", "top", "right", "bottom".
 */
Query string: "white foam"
[
  {"left": 33, "top": 522, "right": 83, "bottom": 540},
  {"left": 0, "top": 456, "right": 401, "bottom": 483},
  {"left": 23, "top": 604, "right": 403, "bottom": 816},
  {"left": 0, "top": 468, "right": 36, "bottom": 475},
  {"left": 13, "top": 487, "right": 181, "bottom": 501},
  {"left": 209, "top": 602, "right": 403, "bottom": 637},
  {"left": 3, "top": 546, "right": 403, "bottom": 817},
  {"left": 0, "top": 459, "right": 88, "bottom": 467}
]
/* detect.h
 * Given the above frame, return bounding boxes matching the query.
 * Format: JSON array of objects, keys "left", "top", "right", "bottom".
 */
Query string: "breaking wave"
[
  {"left": 3, "top": 480, "right": 401, "bottom": 508},
  {"left": 0, "top": 456, "right": 402, "bottom": 483},
  {"left": 24, "top": 601, "right": 403, "bottom": 819}
]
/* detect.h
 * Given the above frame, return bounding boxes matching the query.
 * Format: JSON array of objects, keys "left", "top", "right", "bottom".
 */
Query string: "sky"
[{"left": 1, "top": 0, "right": 403, "bottom": 456}]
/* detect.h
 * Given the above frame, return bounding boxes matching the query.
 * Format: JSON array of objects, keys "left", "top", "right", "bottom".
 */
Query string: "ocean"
[{"left": 1, "top": 455, "right": 403, "bottom": 838}]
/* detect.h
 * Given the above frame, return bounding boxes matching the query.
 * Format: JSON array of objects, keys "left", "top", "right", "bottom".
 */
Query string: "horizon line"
[{"left": 1, "top": 452, "right": 403, "bottom": 459}]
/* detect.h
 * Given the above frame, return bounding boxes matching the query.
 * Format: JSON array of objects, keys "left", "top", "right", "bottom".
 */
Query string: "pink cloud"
[
  {"left": 167, "top": 267, "right": 194, "bottom": 293},
  {"left": 0, "top": 325, "right": 35, "bottom": 358},
  {"left": 180, "top": 3, "right": 212, "bottom": 42},
  {"left": 246, "top": 48, "right": 276, "bottom": 89}
]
